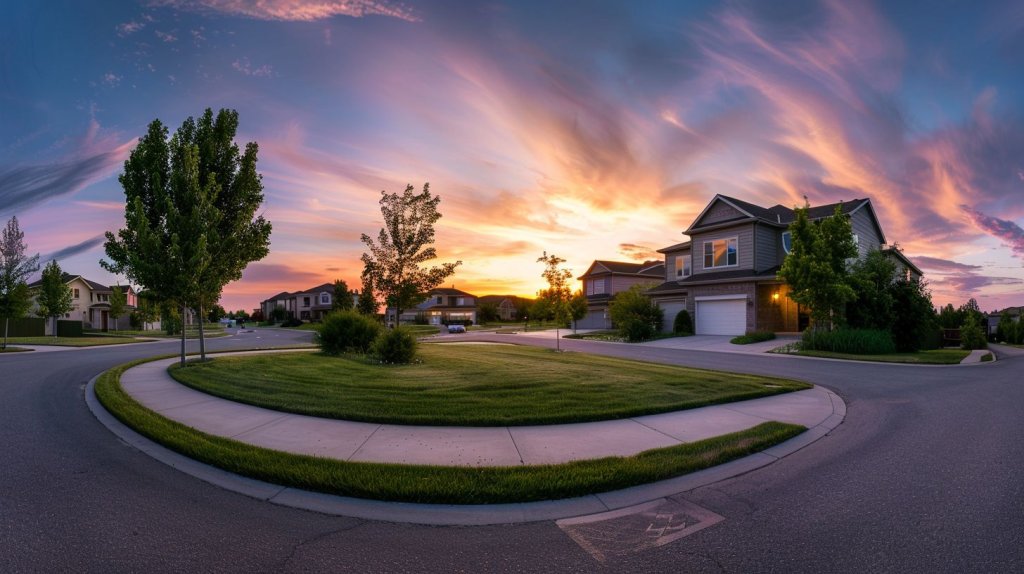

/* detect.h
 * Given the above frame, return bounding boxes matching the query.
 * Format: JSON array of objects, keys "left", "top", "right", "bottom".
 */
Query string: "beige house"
[
  {"left": 577, "top": 260, "right": 665, "bottom": 329},
  {"left": 27, "top": 273, "right": 138, "bottom": 332},
  {"left": 260, "top": 283, "right": 359, "bottom": 321}
]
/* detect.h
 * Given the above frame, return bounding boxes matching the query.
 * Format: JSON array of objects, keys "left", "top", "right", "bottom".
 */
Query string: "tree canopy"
[
  {"left": 537, "top": 251, "right": 573, "bottom": 349},
  {"left": 360, "top": 183, "right": 460, "bottom": 319},
  {"left": 333, "top": 279, "right": 353, "bottom": 311},
  {"left": 36, "top": 260, "right": 73, "bottom": 338},
  {"left": 0, "top": 216, "right": 40, "bottom": 348}
]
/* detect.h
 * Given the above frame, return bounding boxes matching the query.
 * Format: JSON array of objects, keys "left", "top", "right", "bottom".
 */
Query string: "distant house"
[
  {"left": 260, "top": 284, "right": 360, "bottom": 321},
  {"left": 477, "top": 295, "right": 530, "bottom": 321},
  {"left": 27, "top": 272, "right": 138, "bottom": 332},
  {"left": 387, "top": 287, "right": 478, "bottom": 326},
  {"left": 647, "top": 194, "right": 922, "bottom": 335},
  {"left": 576, "top": 260, "right": 665, "bottom": 329},
  {"left": 987, "top": 306, "right": 1022, "bottom": 338}
]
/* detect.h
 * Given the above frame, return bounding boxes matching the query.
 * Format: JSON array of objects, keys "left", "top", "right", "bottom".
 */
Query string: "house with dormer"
[
  {"left": 577, "top": 260, "right": 665, "bottom": 329},
  {"left": 647, "top": 194, "right": 921, "bottom": 335}
]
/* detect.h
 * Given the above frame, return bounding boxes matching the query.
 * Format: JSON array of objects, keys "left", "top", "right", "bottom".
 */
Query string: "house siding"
[
  {"left": 691, "top": 224, "right": 754, "bottom": 274},
  {"left": 696, "top": 200, "right": 745, "bottom": 226},
  {"left": 753, "top": 224, "right": 778, "bottom": 271},
  {"left": 609, "top": 275, "right": 657, "bottom": 293},
  {"left": 851, "top": 208, "right": 883, "bottom": 258},
  {"left": 663, "top": 248, "right": 692, "bottom": 281}
]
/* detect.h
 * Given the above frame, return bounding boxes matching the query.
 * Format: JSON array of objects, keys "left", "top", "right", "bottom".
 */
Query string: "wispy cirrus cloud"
[
  {"left": 232, "top": 58, "right": 274, "bottom": 77},
  {"left": 618, "top": 243, "right": 659, "bottom": 262},
  {"left": 42, "top": 234, "right": 106, "bottom": 263},
  {"left": 148, "top": 0, "right": 419, "bottom": 22},
  {"left": 961, "top": 205, "right": 1024, "bottom": 260}
]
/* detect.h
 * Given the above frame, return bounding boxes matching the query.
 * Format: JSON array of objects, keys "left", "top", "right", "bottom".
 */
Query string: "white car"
[{"left": 447, "top": 324, "right": 467, "bottom": 334}]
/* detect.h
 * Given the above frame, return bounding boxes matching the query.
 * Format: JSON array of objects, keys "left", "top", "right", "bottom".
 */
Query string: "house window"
[
  {"left": 703, "top": 238, "right": 738, "bottom": 269},
  {"left": 852, "top": 234, "right": 859, "bottom": 246},
  {"left": 456, "top": 297, "right": 465, "bottom": 306},
  {"left": 436, "top": 296, "right": 443, "bottom": 304},
  {"left": 74, "top": 288, "right": 80, "bottom": 299},
  {"left": 782, "top": 231, "right": 792, "bottom": 255},
  {"left": 587, "top": 279, "right": 605, "bottom": 295},
  {"left": 675, "top": 255, "right": 691, "bottom": 278},
  {"left": 320, "top": 293, "right": 329, "bottom": 305},
  {"left": 303, "top": 296, "right": 310, "bottom": 307}
]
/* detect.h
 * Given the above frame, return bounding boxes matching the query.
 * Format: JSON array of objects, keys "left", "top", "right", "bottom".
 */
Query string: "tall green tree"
[
  {"left": 360, "top": 183, "right": 461, "bottom": 323},
  {"left": 109, "top": 285, "right": 127, "bottom": 333},
  {"left": 996, "top": 311, "right": 1016, "bottom": 343},
  {"left": 0, "top": 216, "right": 40, "bottom": 349},
  {"left": 36, "top": 260, "right": 73, "bottom": 339},
  {"left": 537, "top": 251, "right": 573, "bottom": 350},
  {"left": 357, "top": 276, "right": 378, "bottom": 316},
  {"left": 332, "top": 279, "right": 353, "bottom": 311},
  {"left": 777, "top": 204, "right": 857, "bottom": 331},
  {"left": 846, "top": 250, "right": 897, "bottom": 331},
  {"left": 568, "top": 289, "right": 588, "bottom": 334},
  {"left": 104, "top": 109, "right": 271, "bottom": 364}
]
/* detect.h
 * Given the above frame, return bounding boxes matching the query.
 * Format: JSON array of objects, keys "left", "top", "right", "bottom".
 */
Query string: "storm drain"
[{"left": 557, "top": 498, "right": 724, "bottom": 562}]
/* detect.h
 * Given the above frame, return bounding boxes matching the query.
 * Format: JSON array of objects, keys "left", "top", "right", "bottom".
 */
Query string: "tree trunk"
[
  {"left": 3, "top": 317, "right": 8, "bottom": 350},
  {"left": 555, "top": 326, "right": 560, "bottom": 351},
  {"left": 52, "top": 316, "right": 57, "bottom": 339},
  {"left": 180, "top": 304, "right": 187, "bottom": 366},
  {"left": 198, "top": 303, "right": 206, "bottom": 361}
]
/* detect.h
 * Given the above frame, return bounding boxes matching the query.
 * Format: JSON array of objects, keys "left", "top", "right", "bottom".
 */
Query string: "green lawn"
[
  {"left": 794, "top": 348, "right": 971, "bottom": 364},
  {"left": 0, "top": 346, "right": 31, "bottom": 353},
  {"left": 168, "top": 344, "right": 811, "bottom": 426},
  {"left": 97, "top": 357, "right": 805, "bottom": 504},
  {"left": 563, "top": 330, "right": 683, "bottom": 343},
  {"left": 4, "top": 336, "right": 155, "bottom": 347}
]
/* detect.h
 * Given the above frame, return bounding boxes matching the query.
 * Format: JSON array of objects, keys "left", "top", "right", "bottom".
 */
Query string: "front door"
[{"left": 101, "top": 311, "right": 109, "bottom": 332}]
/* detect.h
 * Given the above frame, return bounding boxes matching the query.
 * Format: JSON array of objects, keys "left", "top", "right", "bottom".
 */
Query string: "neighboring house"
[
  {"left": 387, "top": 287, "right": 478, "bottom": 326},
  {"left": 577, "top": 260, "right": 665, "bottom": 329},
  {"left": 647, "top": 194, "right": 922, "bottom": 336},
  {"left": 477, "top": 295, "right": 528, "bottom": 321},
  {"left": 260, "top": 284, "right": 360, "bottom": 321},
  {"left": 987, "top": 306, "right": 1022, "bottom": 338},
  {"left": 27, "top": 273, "right": 138, "bottom": 332}
]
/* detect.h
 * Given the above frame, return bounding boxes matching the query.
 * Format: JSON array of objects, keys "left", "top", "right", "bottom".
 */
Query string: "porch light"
[{"left": 772, "top": 291, "right": 780, "bottom": 302}]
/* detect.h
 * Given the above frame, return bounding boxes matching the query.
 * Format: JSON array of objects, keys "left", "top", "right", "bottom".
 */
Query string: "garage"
[
  {"left": 695, "top": 297, "right": 747, "bottom": 335},
  {"left": 658, "top": 301, "right": 687, "bottom": 333}
]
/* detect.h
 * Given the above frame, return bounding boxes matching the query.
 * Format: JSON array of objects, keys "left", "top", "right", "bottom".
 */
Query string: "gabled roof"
[
  {"left": 27, "top": 272, "right": 123, "bottom": 293},
  {"left": 579, "top": 260, "right": 664, "bottom": 279},
  {"left": 686, "top": 194, "right": 873, "bottom": 234},
  {"left": 429, "top": 287, "right": 477, "bottom": 297},
  {"left": 882, "top": 246, "right": 923, "bottom": 277},
  {"left": 657, "top": 241, "right": 691, "bottom": 254}
]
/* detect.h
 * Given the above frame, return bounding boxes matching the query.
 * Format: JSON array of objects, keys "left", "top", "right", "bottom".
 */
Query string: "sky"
[{"left": 2, "top": 0, "right": 1023, "bottom": 313}]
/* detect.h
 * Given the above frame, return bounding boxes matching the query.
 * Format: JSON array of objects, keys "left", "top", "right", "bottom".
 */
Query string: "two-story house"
[
  {"left": 577, "top": 260, "right": 665, "bottom": 329},
  {"left": 477, "top": 295, "right": 529, "bottom": 321},
  {"left": 260, "top": 283, "right": 359, "bottom": 321},
  {"left": 27, "top": 272, "right": 138, "bottom": 332},
  {"left": 647, "top": 194, "right": 922, "bottom": 335},
  {"left": 387, "top": 287, "right": 478, "bottom": 326}
]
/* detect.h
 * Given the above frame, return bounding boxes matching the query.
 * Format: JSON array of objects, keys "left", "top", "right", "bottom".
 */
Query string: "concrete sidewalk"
[{"left": 121, "top": 353, "right": 842, "bottom": 467}]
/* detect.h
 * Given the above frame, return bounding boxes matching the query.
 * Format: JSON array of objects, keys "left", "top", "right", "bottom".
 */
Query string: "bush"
[
  {"left": 673, "top": 309, "right": 693, "bottom": 335},
  {"left": 609, "top": 285, "right": 663, "bottom": 342},
  {"left": 801, "top": 328, "right": 896, "bottom": 355},
  {"left": 318, "top": 310, "right": 382, "bottom": 355},
  {"left": 889, "top": 278, "right": 938, "bottom": 352},
  {"left": 959, "top": 314, "right": 987, "bottom": 350},
  {"left": 370, "top": 327, "right": 418, "bottom": 364},
  {"left": 269, "top": 306, "right": 288, "bottom": 322},
  {"left": 280, "top": 317, "right": 304, "bottom": 328},
  {"left": 731, "top": 331, "right": 776, "bottom": 345}
]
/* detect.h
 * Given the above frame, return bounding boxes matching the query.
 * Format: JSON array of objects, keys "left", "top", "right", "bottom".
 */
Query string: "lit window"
[
  {"left": 675, "top": 255, "right": 691, "bottom": 278},
  {"left": 703, "top": 238, "right": 738, "bottom": 269},
  {"left": 782, "top": 232, "right": 792, "bottom": 255}
]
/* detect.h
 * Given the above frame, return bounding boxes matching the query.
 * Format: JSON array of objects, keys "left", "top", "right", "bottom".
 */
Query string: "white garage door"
[
  {"left": 658, "top": 302, "right": 687, "bottom": 333},
  {"left": 696, "top": 298, "right": 746, "bottom": 335}
]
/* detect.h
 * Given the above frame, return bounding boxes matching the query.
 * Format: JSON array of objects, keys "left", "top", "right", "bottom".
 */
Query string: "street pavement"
[{"left": 2, "top": 328, "right": 1022, "bottom": 573}]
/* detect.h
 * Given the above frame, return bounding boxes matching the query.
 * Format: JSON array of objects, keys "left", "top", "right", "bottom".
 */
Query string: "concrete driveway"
[{"left": 639, "top": 334, "right": 799, "bottom": 354}]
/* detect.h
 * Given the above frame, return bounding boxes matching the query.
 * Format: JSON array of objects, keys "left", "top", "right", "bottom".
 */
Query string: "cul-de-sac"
[{"left": 3, "top": 2, "right": 1023, "bottom": 572}]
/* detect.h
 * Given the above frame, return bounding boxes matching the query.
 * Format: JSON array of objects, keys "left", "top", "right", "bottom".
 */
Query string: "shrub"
[
  {"left": 959, "top": 314, "right": 987, "bottom": 350},
  {"left": 673, "top": 310, "right": 693, "bottom": 335},
  {"left": 889, "top": 278, "right": 938, "bottom": 352},
  {"left": 731, "top": 331, "right": 776, "bottom": 345},
  {"left": 280, "top": 317, "right": 304, "bottom": 328},
  {"left": 801, "top": 328, "right": 896, "bottom": 355},
  {"left": 370, "top": 327, "right": 418, "bottom": 364},
  {"left": 609, "top": 285, "right": 663, "bottom": 342},
  {"left": 269, "top": 306, "right": 288, "bottom": 322},
  {"left": 318, "top": 310, "right": 382, "bottom": 355}
]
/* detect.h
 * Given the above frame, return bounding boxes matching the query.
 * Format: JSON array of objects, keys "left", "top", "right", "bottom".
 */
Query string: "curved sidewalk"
[{"left": 120, "top": 353, "right": 843, "bottom": 467}]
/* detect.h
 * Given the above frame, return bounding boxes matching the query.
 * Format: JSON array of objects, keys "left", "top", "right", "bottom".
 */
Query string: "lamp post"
[{"left": 523, "top": 315, "right": 528, "bottom": 333}]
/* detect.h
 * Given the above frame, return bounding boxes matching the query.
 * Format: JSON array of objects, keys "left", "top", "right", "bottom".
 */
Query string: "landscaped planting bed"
[{"left": 168, "top": 343, "right": 811, "bottom": 426}]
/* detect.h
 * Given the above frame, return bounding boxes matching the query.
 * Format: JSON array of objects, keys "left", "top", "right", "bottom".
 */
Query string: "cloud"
[
  {"left": 42, "top": 235, "right": 106, "bottom": 262},
  {"left": 117, "top": 21, "right": 145, "bottom": 36},
  {"left": 149, "top": 0, "right": 419, "bottom": 22},
  {"left": 239, "top": 262, "right": 322, "bottom": 285},
  {"left": 155, "top": 30, "right": 178, "bottom": 42},
  {"left": 102, "top": 73, "right": 122, "bottom": 87},
  {"left": 961, "top": 205, "right": 1024, "bottom": 259},
  {"left": 0, "top": 149, "right": 130, "bottom": 218},
  {"left": 910, "top": 256, "right": 982, "bottom": 273},
  {"left": 618, "top": 243, "right": 659, "bottom": 262},
  {"left": 232, "top": 58, "right": 274, "bottom": 77},
  {"left": 938, "top": 273, "right": 1023, "bottom": 292}
]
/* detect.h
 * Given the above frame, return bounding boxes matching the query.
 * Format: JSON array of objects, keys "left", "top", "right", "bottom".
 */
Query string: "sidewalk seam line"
[
  {"left": 230, "top": 413, "right": 291, "bottom": 439},
  {"left": 506, "top": 427, "right": 525, "bottom": 464},
  {"left": 347, "top": 424, "right": 384, "bottom": 461},
  {"left": 627, "top": 418, "right": 687, "bottom": 444},
  {"left": 152, "top": 397, "right": 222, "bottom": 413}
]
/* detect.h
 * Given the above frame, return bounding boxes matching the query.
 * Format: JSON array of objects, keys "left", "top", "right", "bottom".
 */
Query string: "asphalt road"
[{"left": 2, "top": 329, "right": 1022, "bottom": 573}]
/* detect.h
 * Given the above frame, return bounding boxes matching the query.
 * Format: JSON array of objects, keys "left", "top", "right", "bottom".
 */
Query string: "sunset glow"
[{"left": 3, "top": 1, "right": 1022, "bottom": 312}]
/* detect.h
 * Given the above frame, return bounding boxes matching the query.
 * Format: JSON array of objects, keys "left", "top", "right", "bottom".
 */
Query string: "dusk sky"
[{"left": 2, "top": 0, "right": 1023, "bottom": 313}]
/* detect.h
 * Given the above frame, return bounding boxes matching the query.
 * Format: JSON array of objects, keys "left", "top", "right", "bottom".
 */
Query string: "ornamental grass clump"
[
  {"left": 370, "top": 327, "right": 418, "bottom": 364},
  {"left": 801, "top": 328, "right": 895, "bottom": 355},
  {"left": 317, "top": 310, "right": 382, "bottom": 355}
]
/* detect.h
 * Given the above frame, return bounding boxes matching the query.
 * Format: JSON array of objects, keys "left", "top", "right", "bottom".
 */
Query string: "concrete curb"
[{"left": 85, "top": 375, "right": 846, "bottom": 526}]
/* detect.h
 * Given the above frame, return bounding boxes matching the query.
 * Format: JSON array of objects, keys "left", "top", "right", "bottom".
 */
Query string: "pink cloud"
[
  {"left": 961, "top": 205, "right": 1024, "bottom": 260},
  {"left": 149, "top": 0, "right": 419, "bottom": 22}
]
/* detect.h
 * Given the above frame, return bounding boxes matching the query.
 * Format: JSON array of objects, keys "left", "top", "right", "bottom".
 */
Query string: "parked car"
[{"left": 447, "top": 324, "right": 467, "bottom": 334}]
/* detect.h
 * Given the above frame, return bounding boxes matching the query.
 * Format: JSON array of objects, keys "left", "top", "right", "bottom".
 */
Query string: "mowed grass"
[
  {"left": 168, "top": 343, "right": 811, "bottom": 426},
  {"left": 0, "top": 346, "right": 31, "bottom": 353},
  {"left": 795, "top": 348, "right": 971, "bottom": 364},
  {"left": 96, "top": 357, "right": 805, "bottom": 504},
  {"left": 4, "top": 336, "right": 154, "bottom": 347}
]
